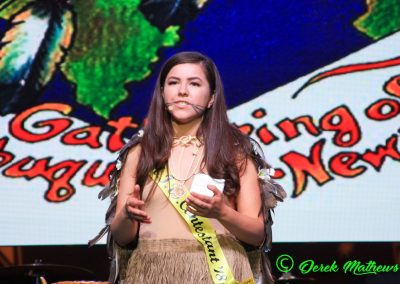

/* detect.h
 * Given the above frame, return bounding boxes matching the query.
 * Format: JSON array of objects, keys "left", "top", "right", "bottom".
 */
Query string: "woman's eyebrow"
[
  {"left": 167, "top": 76, "right": 203, "bottom": 81},
  {"left": 187, "top": 77, "right": 202, "bottom": 81}
]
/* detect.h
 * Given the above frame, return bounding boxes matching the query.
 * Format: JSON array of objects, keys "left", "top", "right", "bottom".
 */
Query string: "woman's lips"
[{"left": 174, "top": 101, "right": 191, "bottom": 108}]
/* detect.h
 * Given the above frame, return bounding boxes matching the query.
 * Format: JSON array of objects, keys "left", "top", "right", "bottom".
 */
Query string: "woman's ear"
[{"left": 207, "top": 93, "right": 215, "bottom": 108}]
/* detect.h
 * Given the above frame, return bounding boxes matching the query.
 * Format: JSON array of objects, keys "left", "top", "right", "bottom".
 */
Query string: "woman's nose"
[{"left": 178, "top": 84, "right": 188, "bottom": 96}]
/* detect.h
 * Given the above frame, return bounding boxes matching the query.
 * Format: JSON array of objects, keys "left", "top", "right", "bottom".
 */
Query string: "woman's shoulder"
[
  {"left": 116, "top": 133, "right": 143, "bottom": 173},
  {"left": 127, "top": 143, "right": 141, "bottom": 156},
  {"left": 118, "top": 132, "right": 143, "bottom": 162}
]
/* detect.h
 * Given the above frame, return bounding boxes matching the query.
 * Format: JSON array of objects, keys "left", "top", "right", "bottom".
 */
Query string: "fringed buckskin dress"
[{"left": 90, "top": 133, "right": 286, "bottom": 284}]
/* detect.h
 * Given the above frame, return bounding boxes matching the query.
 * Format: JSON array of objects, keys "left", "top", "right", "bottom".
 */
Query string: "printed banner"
[{"left": 0, "top": 0, "right": 399, "bottom": 244}]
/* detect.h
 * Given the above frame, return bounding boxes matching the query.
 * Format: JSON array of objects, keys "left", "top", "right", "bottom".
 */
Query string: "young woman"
[{"left": 92, "top": 52, "right": 285, "bottom": 284}]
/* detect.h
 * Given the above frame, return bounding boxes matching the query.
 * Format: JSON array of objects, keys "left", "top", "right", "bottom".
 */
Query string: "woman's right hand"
[{"left": 124, "top": 184, "right": 151, "bottom": 223}]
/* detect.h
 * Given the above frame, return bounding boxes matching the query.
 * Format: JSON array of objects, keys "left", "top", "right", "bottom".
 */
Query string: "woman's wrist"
[{"left": 217, "top": 202, "right": 233, "bottom": 222}]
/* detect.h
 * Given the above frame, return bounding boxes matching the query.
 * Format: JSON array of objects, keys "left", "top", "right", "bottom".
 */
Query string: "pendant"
[{"left": 170, "top": 182, "right": 187, "bottom": 199}]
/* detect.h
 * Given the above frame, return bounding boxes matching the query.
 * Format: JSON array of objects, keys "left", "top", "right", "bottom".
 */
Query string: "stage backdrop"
[{"left": 0, "top": 0, "right": 399, "bottom": 245}]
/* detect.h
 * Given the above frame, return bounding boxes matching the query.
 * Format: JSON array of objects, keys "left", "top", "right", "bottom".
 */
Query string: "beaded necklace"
[{"left": 168, "top": 135, "right": 204, "bottom": 198}]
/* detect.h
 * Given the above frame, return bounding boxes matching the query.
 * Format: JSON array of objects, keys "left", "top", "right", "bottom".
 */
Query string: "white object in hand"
[{"left": 190, "top": 173, "right": 225, "bottom": 197}]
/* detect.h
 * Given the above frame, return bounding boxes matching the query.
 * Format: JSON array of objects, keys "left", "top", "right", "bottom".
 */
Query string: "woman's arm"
[
  {"left": 186, "top": 158, "right": 264, "bottom": 246},
  {"left": 110, "top": 146, "right": 151, "bottom": 246}
]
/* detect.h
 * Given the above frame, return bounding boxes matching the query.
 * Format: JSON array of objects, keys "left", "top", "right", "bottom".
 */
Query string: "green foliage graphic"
[
  {"left": 354, "top": 0, "right": 400, "bottom": 39},
  {"left": 61, "top": 0, "right": 179, "bottom": 118}
]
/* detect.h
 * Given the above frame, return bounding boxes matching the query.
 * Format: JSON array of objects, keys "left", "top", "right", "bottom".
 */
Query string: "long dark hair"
[{"left": 136, "top": 51, "right": 254, "bottom": 196}]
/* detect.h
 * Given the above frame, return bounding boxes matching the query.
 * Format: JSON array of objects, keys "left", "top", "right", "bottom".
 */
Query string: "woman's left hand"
[{"left": 186, "top": 185, "right": 229, "bottom": 219}]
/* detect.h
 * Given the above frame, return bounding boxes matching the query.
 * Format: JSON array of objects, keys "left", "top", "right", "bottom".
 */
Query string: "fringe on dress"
[{"left": 118, "top": 235, "right": 258, "bottom": 284}]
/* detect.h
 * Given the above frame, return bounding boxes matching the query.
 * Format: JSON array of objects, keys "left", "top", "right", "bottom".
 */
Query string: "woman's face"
[{"left": 163, "top": 63, "right": 214, "bottom": 125}]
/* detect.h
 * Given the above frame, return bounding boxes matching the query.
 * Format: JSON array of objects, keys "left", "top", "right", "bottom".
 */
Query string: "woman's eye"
[
  {"left": 167, "top": 81, "right": 177, "bottom": 85},
  {"left": 190, "top": 82, "right": 200, "bottom": 87}
]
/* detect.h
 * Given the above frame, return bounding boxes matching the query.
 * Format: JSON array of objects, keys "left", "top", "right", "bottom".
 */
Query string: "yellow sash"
[{"left": 150, "top": 168, "right": 255, "bottom": 284}]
